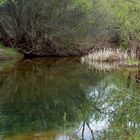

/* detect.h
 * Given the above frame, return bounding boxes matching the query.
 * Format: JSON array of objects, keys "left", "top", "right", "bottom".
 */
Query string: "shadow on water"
[{"left": 0, "top": 57, "right": 139, "bottom": 140}]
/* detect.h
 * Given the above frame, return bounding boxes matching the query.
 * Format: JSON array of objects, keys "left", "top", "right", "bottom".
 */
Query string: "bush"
[
  {"left": 0, "top": 0, "right": 140, "bottom": 53},
  {"left": 0, "top": 0, "right": 92, "bottom": 50}
]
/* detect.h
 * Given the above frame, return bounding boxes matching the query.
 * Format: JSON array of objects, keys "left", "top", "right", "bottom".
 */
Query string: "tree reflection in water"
[{"left": 0, "top": 58, "right": 139, "bottom": 140}]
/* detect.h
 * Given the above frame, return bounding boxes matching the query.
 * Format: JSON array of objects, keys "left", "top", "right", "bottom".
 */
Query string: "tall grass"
[
  {"left": 81, "top": 49, "right": 128, "bottom": 63},
  {"left": 81, "top": 49, "right": 139, "bottom": 71}
]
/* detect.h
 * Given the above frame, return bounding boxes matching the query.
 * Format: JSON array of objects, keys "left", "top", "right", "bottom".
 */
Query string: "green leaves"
[
  {"left": 73, "top": 0, "right": 93, "bottom": 11},
  {"left": 0, "top": 0, "right": 140, "bottom": 49},
  {"left": 0, "top": 0, "right": 6, "bottom": 4}
]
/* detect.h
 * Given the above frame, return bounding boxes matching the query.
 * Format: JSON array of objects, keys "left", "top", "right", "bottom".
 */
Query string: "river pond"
[{"left": 0, "top": 58, "right": 139, "bottom": 140}]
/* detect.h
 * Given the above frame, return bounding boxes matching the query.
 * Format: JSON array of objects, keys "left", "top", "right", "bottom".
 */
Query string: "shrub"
[{"left": 0, "top": 0, "right": 92, "bottom": 50}]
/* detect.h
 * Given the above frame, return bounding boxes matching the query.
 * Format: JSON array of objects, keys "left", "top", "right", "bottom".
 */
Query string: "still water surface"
[{"left": 0, "top": 58, "right": 139, "bottom": 140}]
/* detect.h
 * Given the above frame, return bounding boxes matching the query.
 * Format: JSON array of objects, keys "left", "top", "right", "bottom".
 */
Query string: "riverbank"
[
  {"left": 23, "top": 44, "right": 92, "bottom": 57},
  {"left": 0, "top": 41, "right": 139, "bottom": 71},
  {"left": 0, "top": 43, "right": 23, "bottom": 60},
  {"left": 1, "top": 37, "right": 93, "bottom": 57}
]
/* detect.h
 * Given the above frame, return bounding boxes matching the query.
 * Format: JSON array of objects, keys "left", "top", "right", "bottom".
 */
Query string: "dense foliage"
[{"left": 0, "top": 0, "right": 140, "bottom": 52}]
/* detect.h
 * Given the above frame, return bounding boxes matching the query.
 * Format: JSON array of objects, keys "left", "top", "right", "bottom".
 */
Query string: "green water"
[{"left": 0, "top": 58, "right": 139, "bottom": 140}]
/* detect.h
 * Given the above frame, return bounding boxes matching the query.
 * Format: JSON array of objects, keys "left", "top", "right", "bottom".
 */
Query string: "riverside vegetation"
[
  {"left": 81, "top": 48, "right": 139, "bottom": 71},
  {"left": 0, "top": 0, "right": 140, "bottom": 58},
  {"left": 0, "top": 1, "right": 140, "bottom": 140},
  {"left": 0, "top": 42, "right": 22, "bottom": 59}
]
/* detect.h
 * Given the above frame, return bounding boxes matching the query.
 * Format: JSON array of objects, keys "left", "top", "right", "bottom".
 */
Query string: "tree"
[{"left": 0, "top": 0, "right": 92, "bottom": 52}]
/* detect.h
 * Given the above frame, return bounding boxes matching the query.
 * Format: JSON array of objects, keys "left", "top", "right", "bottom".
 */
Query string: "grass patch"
[
  {"left": 0, "top": 42, "right": 23, "bottom": 59},
  {"left": 126, "top": 59, "right": 140, "bottom": 65}
]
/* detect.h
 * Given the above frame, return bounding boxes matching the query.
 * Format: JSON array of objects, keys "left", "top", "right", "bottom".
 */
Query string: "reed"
[
  {"left": 81, "top": 49, "right": 128, "bottom": 63},
  {"left": 81, "top": 48, "right": 139, "bottom": 71}
]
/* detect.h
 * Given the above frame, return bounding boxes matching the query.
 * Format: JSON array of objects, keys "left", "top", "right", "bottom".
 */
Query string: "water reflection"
[{"left": 0, "top": 58, "right": 139, "bottom": 140}]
